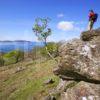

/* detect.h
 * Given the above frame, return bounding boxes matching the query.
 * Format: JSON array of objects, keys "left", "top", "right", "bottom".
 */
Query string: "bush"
[
  {"left": 30, "top": 42, "right": 59, "bottom": 60},
  {"left": 40, "top": 42, "right": 59, "bottom": 58},
  {"left": 3, "top": 50, "right": 24, "bottom": 65}
]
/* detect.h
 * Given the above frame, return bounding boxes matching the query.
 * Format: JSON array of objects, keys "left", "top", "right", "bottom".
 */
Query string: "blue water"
[{"left": 0, "top": 41, "right": 44, "bottom": 53}]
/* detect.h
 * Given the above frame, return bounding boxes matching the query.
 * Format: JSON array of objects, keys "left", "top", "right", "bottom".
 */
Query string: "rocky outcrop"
[
  {"left": 81, "top": 29, "right": 100, "bottom": 41},
  {"left": 52, "top": 29, "right": 100, "bottom": 100},
  {"left": 60, "top": 81, "right": 100, "bottom": 100}
]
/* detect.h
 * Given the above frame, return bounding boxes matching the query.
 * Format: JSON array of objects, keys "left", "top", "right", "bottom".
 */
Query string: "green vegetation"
[
  {"left": 31, "top": 42, "right": 59, "bottom": 61},
  {"left": 3, "top": 50, "right": 24, "bottom": 65},
  {"left": 32, "top": 18, "right": 51, "bottom": 44},
  {"left": 0, "top": 59, "right": 59, "bottom": 100},
  {"left": 0, "top": 17, "right": 60, "bottom": 100},
  {"left": 40, "top": 42, "right": 59, "bottom": 58},
  {"left": 32, "top": 18, "right": 58, "bottom": 62}
]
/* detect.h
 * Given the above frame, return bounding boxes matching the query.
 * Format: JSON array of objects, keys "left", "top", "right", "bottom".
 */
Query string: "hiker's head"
[{"left": 89, "top": 10, "right": 94, "bottom": 13}]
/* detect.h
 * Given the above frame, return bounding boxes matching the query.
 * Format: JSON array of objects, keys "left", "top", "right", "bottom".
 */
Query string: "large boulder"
[
  {"left": 51, "top": 29, "right": 100, "bottom": 100},
  {"left": 60, "top": 81, "right": 100, "bottom": 100},
  {"left": 81, "top": 29, "right": 100, "bottom": 41},
  {"left": 54, "top": 29, "right": 100, "bottom": 82}
]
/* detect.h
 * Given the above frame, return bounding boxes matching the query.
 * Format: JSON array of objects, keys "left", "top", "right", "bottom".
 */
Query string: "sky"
[{"left": 0, "top": 0, "right": 100, "bottom": 42}]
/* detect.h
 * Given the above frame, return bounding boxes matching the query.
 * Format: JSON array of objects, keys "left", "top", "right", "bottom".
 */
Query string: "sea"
[{"left": 0, "top": 41, "right": 44, "bottom": 53}]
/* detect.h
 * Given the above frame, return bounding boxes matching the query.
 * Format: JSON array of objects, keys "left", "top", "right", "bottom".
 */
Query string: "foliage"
[
  {"left": 30, "top": 42, "right": 59, "bottom": 60},
  {"left": 32, "top": 18, "right": 58, "bottom": 62},
  {"left": 40, "top": 42, "right": 59, "bottom": 58},
  {"left": 3, "top": 50, "right": 24, "bottom": 65},
  {"left": 32, "top": 17, "right": 51, "bottom": 44}
]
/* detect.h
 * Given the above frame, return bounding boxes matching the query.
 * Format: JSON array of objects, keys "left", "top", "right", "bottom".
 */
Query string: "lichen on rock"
[{"left": 52, "top": 29, "right": 100, "bottom": 100}]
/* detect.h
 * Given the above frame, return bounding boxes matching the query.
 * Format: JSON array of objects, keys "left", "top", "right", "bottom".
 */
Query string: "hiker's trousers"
[{"left": 88, "top": 20, "right": 94, "bottom": 31}]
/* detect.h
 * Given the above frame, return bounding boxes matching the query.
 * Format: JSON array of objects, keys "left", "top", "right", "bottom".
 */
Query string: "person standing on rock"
[{"left": 88, "top": 10, "right": 98, "bottom": 30}]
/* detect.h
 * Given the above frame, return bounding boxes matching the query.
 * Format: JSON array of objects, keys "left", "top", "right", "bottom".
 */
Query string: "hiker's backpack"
[{"left": 93, "top": 13, "right": 98, "bottom": 22}]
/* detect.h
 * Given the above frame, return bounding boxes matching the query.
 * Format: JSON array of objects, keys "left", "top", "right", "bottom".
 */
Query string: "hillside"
[
  {"left": 0, "top": 59, "right": 59, "bottom": 100},
  {"left": 0, "top": 29, "right": 100, "bottom": 100}
]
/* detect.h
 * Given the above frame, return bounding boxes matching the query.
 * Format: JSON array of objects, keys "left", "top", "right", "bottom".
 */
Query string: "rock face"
[
  {"left": 60, "top": 81, "right": 100, "bottom": 100},
  {"left": 81, "top": 29, "right": 100, "bottom": 41},
  {"left": 52, "top": 29, "right": 100, "bottom": 100}
]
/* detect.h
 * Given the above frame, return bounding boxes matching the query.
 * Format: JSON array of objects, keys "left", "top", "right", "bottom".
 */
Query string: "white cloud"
[
  {"left": 57, "top": 21, "right": 74, "bottom": 31},
  {"left": 57, "top": 13, "right": 64, "bottom": 18}
]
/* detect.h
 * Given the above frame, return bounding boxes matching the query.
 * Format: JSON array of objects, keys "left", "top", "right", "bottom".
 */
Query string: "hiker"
[{"left": 88, "top": 10, "right": 98, "bottom": 30}]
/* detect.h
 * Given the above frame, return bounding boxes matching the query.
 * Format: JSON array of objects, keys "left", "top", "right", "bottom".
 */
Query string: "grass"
[{"left": 0, "top": 59, "right": 59, "bottom": 100}]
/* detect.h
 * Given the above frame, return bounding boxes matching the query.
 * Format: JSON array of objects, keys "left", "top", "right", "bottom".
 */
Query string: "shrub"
[
  {"left": 3, "top": 50, "right": 24, "bottom": 65},
  {"left": 40, "top": 42, "right": 59, "bottom": 58}
]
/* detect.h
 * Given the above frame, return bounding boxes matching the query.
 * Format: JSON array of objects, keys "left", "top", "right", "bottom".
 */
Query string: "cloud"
[
  {"left": 57, "top": 13, "right": 64, "bottom": 18},
  {"left": 57, "top": 21, "right": 74, "bottom": 31}
]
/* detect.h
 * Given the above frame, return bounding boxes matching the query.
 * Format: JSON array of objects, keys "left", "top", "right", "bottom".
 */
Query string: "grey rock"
[
  {"left": 44, "top": 95, "right": 56, "bottom": 100},
  {"left": 81, "top": 29, "right": 100, "bottom": 41},
  {"left": 15, "top": 66, "right": 25, "bottom": 73},
  {"left": 53, "top": 29, "right": 100, "bottom": 100},
  {"left": 60, "top": 81, "right": 100, "bottom": 100},
  {"left": 54, "top": 29, "right": 100, "bottom": 81},
  {"left": 44, "top": 78, "right": 54, "bottom": 85}
]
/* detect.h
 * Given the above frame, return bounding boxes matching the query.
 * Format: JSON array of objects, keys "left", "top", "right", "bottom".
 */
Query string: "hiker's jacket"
[{"left": 89, "top": 12, "right": 95, "bottom": 21}]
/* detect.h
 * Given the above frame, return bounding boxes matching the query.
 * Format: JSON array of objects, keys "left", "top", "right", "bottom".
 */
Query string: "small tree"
[
  {"left": 3, "top": 50, "right": 24, "bottom": 65},
  {"left": 32, "top": 18, "right": 57, "bottom": 62},
  {"left": 40, "top": 42, "right": 59, "bottom": 58}
]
